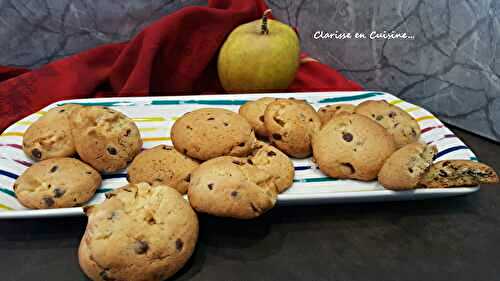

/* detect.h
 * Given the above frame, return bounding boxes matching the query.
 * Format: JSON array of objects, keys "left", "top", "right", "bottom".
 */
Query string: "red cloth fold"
[{"left": 0, "top": 0, "right": 361, "bottom": 132}]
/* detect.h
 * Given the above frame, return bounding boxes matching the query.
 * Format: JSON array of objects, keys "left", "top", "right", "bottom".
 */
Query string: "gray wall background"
[{"left": 1, "top": 0, "right": 499, "bottom": 141}]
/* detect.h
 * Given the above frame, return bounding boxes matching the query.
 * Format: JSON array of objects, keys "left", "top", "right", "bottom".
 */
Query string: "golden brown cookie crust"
[
  {"left": 14, "top": 157, "right": 101, "bottom": 209},
  {"left": 79, "top": 183, "right": 199, "bottom": 281},
  {"left": 171, "top": 108, "right": 256, "bottom": 161},
  {"left": 355, "top": 100, "right": 420, "bottom": 148},
  {"left": 70, "top": 106, "right": 142, "bottom": 173},
  {"left": 127, "top": 145, "right": 199, "bottom": 194},
  {"left": 317, "top": 103, "right": 355, "bottom": 126},
  {"left": 264, "top": 99, "right": 321, "bottom": 158},
  {"left": 312, "top": 113, "right": 396, "bottom": 181}
]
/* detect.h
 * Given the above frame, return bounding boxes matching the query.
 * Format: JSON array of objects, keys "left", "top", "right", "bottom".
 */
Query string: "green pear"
[{"left": 217, "top": 10, "right": 300, "bottom": 93}]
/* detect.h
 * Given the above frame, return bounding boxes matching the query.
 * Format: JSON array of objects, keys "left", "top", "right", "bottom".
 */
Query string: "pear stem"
[{"left": 261, "top": 9, "right": 272, "bottom": 35}]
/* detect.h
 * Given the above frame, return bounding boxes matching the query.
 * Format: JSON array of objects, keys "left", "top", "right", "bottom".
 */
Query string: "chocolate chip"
[
  {"left": 273, "top": 117, "right": 285, "bottom": 127},
  {"left": 232, "top": 160, "right": 243, "bottom": 165},
  {"left": 208, "top": 183, "right": 214, "bottom": 190},
  {"left": 411, "top": 128, "right": 417, "bottom": 137},
  {"left": 86, "top": 171, "right": 92, "bottom": 175},
  {"left": 53, "top": 188, "right": 65, "bottom": 198},
  {"left": 231, "top": 191, "right": 238, "bottom": 197},
  {"left": 207, "top": 117, "right": 215, "bottom": 121},
  {"left": 250, "top": 203, "right": 260, "bottom": 213},
  {"left": 162, "top": 145, "right": 172, "bottom": 150},
  {"left": 43, "top": 196, "right": 54, "bottom": 207},
  {"left": 342, "top": 132, "right": 353, "bottom": 142},
  {"left": 238, "top": 142, "right": 245, "bottom": 147},
  {"left": 408, "top": 168, "right": 414, "bottom": 173},
  {"left": 186, "top": 125, "right": 193, "bottom": 130},
  {"left": 309, "top": 118, "right": 314, "bottom": 122},
  {"left": 124, "top": 129, "right": 131, "bottom": 137},
  {"left": 388, "top": 111, "right": 396, "bottom": 118},
  {"left": 376, "top": 115, "right": 384, "bottom": 121},
  {"left": 259, "top": 115, "right": 265, "bottom": 122},
  {"left": 100, "top": 270, "right": 115, "bottom": 281},
  {"left": 154, "top": 178, "right": 163, "bottom": 182},
  {"left": 340, "top": 163, "right": 355, "bottom": 174},
  {"left": 107, "top": 147, "right": 117, "bottom": 155},
  {"left": 439, "top": 170, "right": 448, "bottom": 177},
  {"left": 371, "top": 114, "right": 376, "bottom": 118},
  {"left": 50, "top": 166, "right": 58, "bottom": 173},
  {"left": 59, "top": 109, "right": 65, "bottom": 113},
  {"left": 247, "top": 159, "right": 254, "bottom": 165},
  {"left": 393, "top": 123, "right": 400, "bottom": 128},
  {"left": 134, "top": 240, "right": 149, "bottom": 254},
  {"left": 223, "top": 122, "right": 229, "bottom": 127},
  {"left": 442, "top": 161, "right": 450, "bottom": 167},
  {"left": 320, "top": 109, "right": 326, "bottom": 112},
  {"left": 183, "top": 149, "right": 188, "bottom": 154},
  {"left": 31, "top": 148, "right": 42, "bottom": 159},
  {"left": 175, "top": 239, "right": 184, "bottom": 251},
  {"left": 272, "top": 133, "right": 282, "bottom": 140},
  {"left": 336, "top": 106, "right": 341, "bottom": 110},
  {"left": 267, "top": 151, "right": 276, "bottom": 157},
  {"left": 184, "top": 174, "right": 191, "bottom": 183},
  {"left": 147, "top": 216, "right": 156, "bottom": 225}
]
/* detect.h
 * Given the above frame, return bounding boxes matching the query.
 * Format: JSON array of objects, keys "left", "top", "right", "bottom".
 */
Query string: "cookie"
[
  {"left": 317, "top": 103, "right": 355, "bottom": 125},
  {"left": 127, "top": 145, "right": 199, "bottom": 194},
  {"left": 355, "top": 100, "right": 421, "bottom": 148},
  {"left": 264, "top": 99, "right": 321, "bottom": 158},
  {"left": 312, "top": 113, "right": 396, "bottom": 181},
  {"left": 378, "top": 143, "right": 437, "bottom": 190},
  {"left": 238, "top": 97, "right": 277, "bottom": 138},
  {"left": 188, "top": 156, "right": 277, "bottom": 219},
  {"left": 70, "top": 106, "right": 142, "bottom": 173},
  {"left": 419, "top": 160, "right": 499, "bottom": 188},
  {"left": 249, "top": 141, "right": 294, "bottom": 193},
  {"left": 171, "top": 108, "right": 256, "bottom": 161},
  {"left": 23, "top": 104, "right": 82, "bottom": 161},
  {"left": 14, "top": 157, "right": 101, "bottom": 209},
  {"left": 79, "top": 183, "right": 198, "bottom": 281}
]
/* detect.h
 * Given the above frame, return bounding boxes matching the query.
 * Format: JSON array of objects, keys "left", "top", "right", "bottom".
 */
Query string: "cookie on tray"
[
  {"left": 355, "top": 100, "right": 420, "bottom": 148},
  {"left": 419, "top": 160, "right": 499, "bottom": 188},
  {"left": 238, "top": 97, "right": 277, "bottom": 138},
  {"left": 378, "top": 143, "right": 437, "bottom": 190},
  {"left": 171, "top": 108, "right": 256, "bottom": 161},
  {"left": 79, "top": 183, "right": 199, "bottom": 281},
  {"left": 70, "top": 106, "right": 142, "bottom": 173},
  {"left": 14, "top": 157, "right": 101, "bottom": 209},
  {"left": 188, "top": 156, "right": 277, "bottom": 219},
  {"left": 317, "top": 104, "right": 355, "bottom": 125},
  {"left": 127, "top": 145, "right": 199, "bottom": 194},
  {"left": 312, "top": 113, "right": 396, "bottom": 181},
  {"left": 249, "top": 141, "right": 294, "bottom": 193},
  {"left": 23, "top": 104, "right": 82, "bottom": 161},
  {"left": 264, "top": 99, "right": 321, "bottom": 158}
]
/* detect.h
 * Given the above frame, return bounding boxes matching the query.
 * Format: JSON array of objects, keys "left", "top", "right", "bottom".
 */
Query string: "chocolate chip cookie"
[
  {"left": 14, "top": 157, "right": 101, "bottom": 209},
  {"left": 419, "top": 160, "right": 499, "bottom": 188},
  {"left": 249, "top": 141, "right": 294, "bottom": 193},
  {"left": 127, "top": 145, "right": 199, "bottom": 194},
  {"left": 378, "top": 143, "right": 437, "bottom": 190},
  {"left": 70, "top": 106, "right": 142, "bottom": 173},
  {"left": 312, "top": 113, "right": 397, "bottom": 181},
  {"left": 79, "top": 183, "right": 199, "bottom": 281},
  {"left": 238, "top": 97, "right": 277, "bottom": 138},
  {"left": 188, "top": 156, "right": 277, "bottom": 219},
  {"left": 355, "top": 100, "right": 421, "bottom": 148},
  {"left": 171, "top": 108, "right": 256, "bottom": 161},
  {"left": 23, "top": 104, "right": 82, "bottom": 161},
  {"left": 317, "top": 103, "right": 355, "bottom": 125},
  {"left": 264, "top": 99, "right": 321, "bottom": 158}
]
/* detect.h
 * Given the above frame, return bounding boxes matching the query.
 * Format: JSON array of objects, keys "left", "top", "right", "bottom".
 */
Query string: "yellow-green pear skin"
[{"left": 217, "top": 18, "right": 300, "bottom": 93}]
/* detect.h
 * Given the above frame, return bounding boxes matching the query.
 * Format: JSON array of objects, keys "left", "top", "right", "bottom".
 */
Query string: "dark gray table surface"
[{"left": 1, "top": 126, "right": 499, "bottom": 281}]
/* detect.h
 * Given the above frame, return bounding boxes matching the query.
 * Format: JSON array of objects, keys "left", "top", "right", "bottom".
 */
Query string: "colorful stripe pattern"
[{"left": 0, "top": 92, "right": 479, "bottom": 212}]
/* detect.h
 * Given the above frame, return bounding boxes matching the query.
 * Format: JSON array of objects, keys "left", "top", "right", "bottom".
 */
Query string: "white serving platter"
[{"left": 0, "top": 91, "right": 479, "bottom": 218}]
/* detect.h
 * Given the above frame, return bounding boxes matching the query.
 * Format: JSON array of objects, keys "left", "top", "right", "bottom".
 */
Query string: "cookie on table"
[
  {"left": 419, "top": 160, "right": 499, "bottom": 188},
  {"left": 188, "top": 156, "right": 277, "bottom": 219},
  {"left": 14, "top": 157, "right": 101, "bottom": 209},
  {"left": 355, "top": 100, "right": 420, "bottom": 148},
  {"left": 238, "top": 97, "right": 277, "bottom": 138},
  {"left": 79, "top": 183, "right": 198, "bottom": 281},
  {"left": 249, "top": 141, "right": 294, "bottom": 193},
  {"left": 317, "top": 104, "right": 355, "bottom": 125},
  {"left": 127, "top": 145, "right": 199, "bottom": 194},
  {"left": 23, "top": 104, "right": 82, "bottom": 161},
  {"left": 171, "top": 108, "right": 256, "bottom": 161},
  {"left": 378, "top": 143, "right": 437, "bottom": 190},
  {"left": 312, "top": 113, "right": 396, "bottom": 181},
  {"left": 264, "top": 99, "right": 321, "bottom": 158},
  {"left": 70, "top": 106, "right": 142, "bottom": 173}
]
